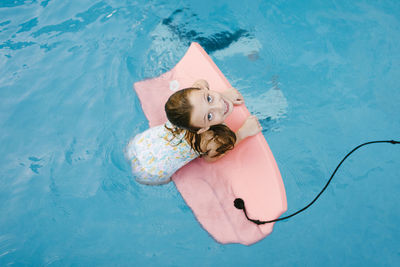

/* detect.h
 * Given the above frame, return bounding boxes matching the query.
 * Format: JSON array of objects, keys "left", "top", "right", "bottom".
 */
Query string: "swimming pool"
[{"left": 0, "top": 0, "right": 399, "bottom": 265}]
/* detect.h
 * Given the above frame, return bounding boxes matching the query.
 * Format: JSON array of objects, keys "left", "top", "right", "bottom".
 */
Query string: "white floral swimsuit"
[{"left": 125, "top": 122, "right": 199, "bottom": 185}]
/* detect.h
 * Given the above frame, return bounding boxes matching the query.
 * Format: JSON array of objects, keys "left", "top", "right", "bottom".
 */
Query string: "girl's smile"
[{"left": 187, "top": 88, "right": 233, "bottom": 130}]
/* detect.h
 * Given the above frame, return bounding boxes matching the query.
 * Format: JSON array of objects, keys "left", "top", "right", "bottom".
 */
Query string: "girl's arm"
[
  {"left": 201, "top": 116, "right": 262, "bottom": 162},
  {"left": 192, "top": 79, "right": 209, "bottom": 90},
  {"left": 221, "top": 87, "right": 244, "bottom": 105},
  {"left": 193, "top": 79, "right": 243, "bottom": 105},
  {"left": 234, "top": 115, "right": 262, "bottom": 145}
]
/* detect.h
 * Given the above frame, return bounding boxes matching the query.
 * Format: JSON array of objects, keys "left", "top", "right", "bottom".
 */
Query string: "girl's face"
[{"left": 187, "top": 88, "right": 233, "bottom": 133}]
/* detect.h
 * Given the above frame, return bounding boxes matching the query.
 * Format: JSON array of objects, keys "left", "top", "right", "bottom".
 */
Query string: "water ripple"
[
  {"left": 32, "top": 2, "right": 113, "bottom": 38},
  {"left": 16, "top": 17, "right": 38, "bottom": 33}
]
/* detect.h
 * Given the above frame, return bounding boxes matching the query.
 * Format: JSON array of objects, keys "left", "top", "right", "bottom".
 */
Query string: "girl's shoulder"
[
  {"left": 198, "top": 124, "right": 236, "bottom": 160},
  {"left": 198, "top": 131, "right": 222, "bottom": 160},
  {"left": 197, "top": 130, "right": 218, "bottom": 154},
  {"left": 199, "top": 130, "right": 215, "bottom": 144},
  {"left": 164, "top": 121, "right": 186, "bottom": 139},
  {"left": 134, "top": 123, "right": 174, "bottom": 143}
]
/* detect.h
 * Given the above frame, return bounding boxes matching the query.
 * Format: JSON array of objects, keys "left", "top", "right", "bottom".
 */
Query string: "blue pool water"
[{"left": 1, "top": 0, "right": 399, "bottom": 265}]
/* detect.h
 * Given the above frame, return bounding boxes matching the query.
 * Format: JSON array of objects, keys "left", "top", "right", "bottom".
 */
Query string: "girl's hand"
[
  {"left": 236, "top": 115, "right": 262, "bottom": 142},
  {"left": 192, "top": 79, "right": 209, "bottom": 90},
  {"left": 223, "top": 87, "right": 244, "bottom": 105}
]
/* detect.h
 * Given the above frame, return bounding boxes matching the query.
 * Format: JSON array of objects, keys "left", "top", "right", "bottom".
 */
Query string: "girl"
[{"left": 126, "top": 80, "right": 262, "bottom": 185}]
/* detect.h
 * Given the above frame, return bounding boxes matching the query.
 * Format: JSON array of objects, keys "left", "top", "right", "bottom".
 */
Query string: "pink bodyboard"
[{"left": 134, "top": 42, "right": 287, "bottom": 245}]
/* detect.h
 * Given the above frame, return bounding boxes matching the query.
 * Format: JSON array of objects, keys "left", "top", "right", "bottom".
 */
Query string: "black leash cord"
[{"left": 234, "top": 140, "right": 400, "bottom": 225}]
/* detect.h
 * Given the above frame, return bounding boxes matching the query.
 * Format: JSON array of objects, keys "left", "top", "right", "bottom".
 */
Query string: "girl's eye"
[
  {"left": 207, "top": 95, "right": 212, "bottom": 103},
  {"left": 207, "top": 113, "right": 213, "bottom": 121}
]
